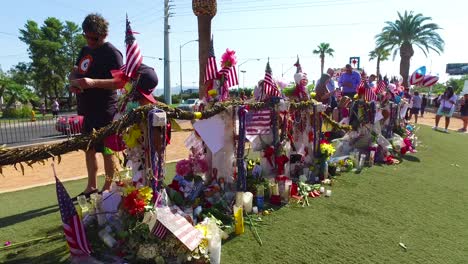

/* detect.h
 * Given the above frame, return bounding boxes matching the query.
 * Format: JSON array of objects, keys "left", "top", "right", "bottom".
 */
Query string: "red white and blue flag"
[
  {"left": 124, "top": 15, "right": 142, "bottom": 79},
  {"left": 375, "top": 80, "right": 387, "bottom": 95},
  {"left": 219, "top": 66, "right": 239, "bottom": 88},
  {"left": 263, "top": 59, "right": 280, "bottom": 97},
  {"left": 360, "top": 79, "right": 377, "bottom": 102},
  {"left": 153, "top": 206, "right": 202, "bottom": 251},
  {"left": 54, "top": 168, "right": 91, "bottom": 257},
  {"left": 204, "top": 37, "right": 218, "bottom": 83},
  {"left": 246, "top": 109, "right": 272, "bottom": 135}
]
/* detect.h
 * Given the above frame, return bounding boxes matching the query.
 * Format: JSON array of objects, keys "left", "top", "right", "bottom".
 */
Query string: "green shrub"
[{"left": 1, "top": 106, "right": 34, "bottom": 119}]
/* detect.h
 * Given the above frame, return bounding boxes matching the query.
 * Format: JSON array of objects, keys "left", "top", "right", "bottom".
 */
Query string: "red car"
[{"left": 55, "top": 115, "right": 84, "bottom": 135}]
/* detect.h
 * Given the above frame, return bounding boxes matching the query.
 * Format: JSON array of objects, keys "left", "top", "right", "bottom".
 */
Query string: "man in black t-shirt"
[{"left": 69, "top": 13, "right": 123, "bottom": 195}]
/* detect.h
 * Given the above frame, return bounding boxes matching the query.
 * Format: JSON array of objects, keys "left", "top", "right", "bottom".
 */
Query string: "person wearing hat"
[
  {"left": 338, "top": 64, "right": 361, "bottom": 98},
  {"left": 69, "top": 13, "right": 124, "bottom": 196},
  {"left": 131, "top": 64, "right": 158, "bottom": 105}
]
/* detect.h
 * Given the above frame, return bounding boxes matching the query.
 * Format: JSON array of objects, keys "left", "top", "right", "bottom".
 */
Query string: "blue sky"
[{"left": 1, "top": 0, "right": 467, "bottom": 93}]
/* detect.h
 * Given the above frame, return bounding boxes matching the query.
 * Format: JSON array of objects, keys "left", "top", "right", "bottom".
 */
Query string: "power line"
[
  {"left": 174, "top": 0, "right": 372, "bottom": 16},
  {"left": 171, "top": 21, "right": 378, "bottom": 34}
]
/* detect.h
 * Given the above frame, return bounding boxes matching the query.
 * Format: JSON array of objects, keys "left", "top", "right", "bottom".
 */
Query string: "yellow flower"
[
  {"left": 122, "top": 125, "right": 142, "bottom": 148},
  {"left": 195, "top": 224, "right": 208, "bottom": 237},
  {"left": 320, "top": 143, "right": 336, "bottom": 157},
  {"left": 124, "top": 82, "right": 132, "bottom": 93},
  {"left": 123, "top": 185, "right": 136, "bottom": 196},
  {"left": 138, "top": 186, "right": 153, "bottom": 202}
]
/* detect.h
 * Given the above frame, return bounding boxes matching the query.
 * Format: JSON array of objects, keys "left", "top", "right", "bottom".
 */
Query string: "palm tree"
[
  {"left": 369, "top": 47, "right": 390, "bottom": 80},
  {"left": 312, "top": 43, "right": 335, "bottom": 75},
  {"left": 192, "top": 0, "right": 217, "bottom": 99},
  {"left": 375, "top": 11, "right": 444, "bottom": 88}
]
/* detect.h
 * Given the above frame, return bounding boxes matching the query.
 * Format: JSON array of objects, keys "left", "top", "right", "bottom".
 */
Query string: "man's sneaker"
[
  {"left": 432, "top": 126, "right": 438, "bottom": 130},
  {"left": 444, "top": 128, "right": 448, "bottom": 133}
]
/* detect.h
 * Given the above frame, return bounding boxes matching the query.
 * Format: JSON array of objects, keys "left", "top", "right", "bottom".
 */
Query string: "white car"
[{"left": 177, "top": 98, "right": 200, "bottom": 112}]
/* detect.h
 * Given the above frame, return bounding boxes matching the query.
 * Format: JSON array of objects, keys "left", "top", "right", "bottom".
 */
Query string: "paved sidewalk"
[{"left": 0, "top": 122, "right": 192, "bottom": 193}]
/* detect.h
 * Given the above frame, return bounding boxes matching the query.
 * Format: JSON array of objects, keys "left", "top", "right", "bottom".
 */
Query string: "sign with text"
[{"left": 446, "top": 63, "right": 468, "bottom": 75}]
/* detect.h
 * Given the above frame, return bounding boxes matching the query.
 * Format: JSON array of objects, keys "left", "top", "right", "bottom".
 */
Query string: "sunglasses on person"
[{"left": 82, "top": 33, "right": 99, "bottom": 42}]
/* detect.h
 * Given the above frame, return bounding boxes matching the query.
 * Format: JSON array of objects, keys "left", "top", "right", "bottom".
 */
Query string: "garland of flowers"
[{"left": 0, "top": 99, "right": 356, "bottom": 168}]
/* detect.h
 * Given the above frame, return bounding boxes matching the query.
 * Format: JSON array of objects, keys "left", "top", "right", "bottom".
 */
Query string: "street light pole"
[
  {"left": 237, "top": 58, "right": 260, "bottom": 95},
  {"left": 240, "top": 70, "right": 246, "bottom": 91},
  {"left": 179, "top": 39, "right": 198, "bottom": 95}
]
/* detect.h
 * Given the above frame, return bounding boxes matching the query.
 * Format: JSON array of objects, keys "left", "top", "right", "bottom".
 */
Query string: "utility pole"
[{"left": 164, "top": 0, "right": 173, "bottom": 105}]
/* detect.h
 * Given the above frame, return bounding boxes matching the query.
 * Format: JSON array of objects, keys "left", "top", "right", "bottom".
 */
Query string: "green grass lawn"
[{"left": 1, "top": 126, "right": 467, "bottom": 263}]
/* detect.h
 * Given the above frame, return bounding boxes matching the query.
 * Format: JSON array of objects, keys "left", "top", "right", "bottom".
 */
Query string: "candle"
[
  {"left": 325, "top": 189, "right": 332, "bottom": 197},
  {"left": 271, "top": 183, "right": 279, "bottom": 196},
  {"left": 233, "top": 205, "right": 244, "bottom": 235},
  {"left": 252, "top": 206, "right": 258, "bottom": 214},
  {"left": 235, "top": 192, "right": 244, "bottom": 207},
  {"left": 243, "top": 192, "right": 253, "bottom": 213}
]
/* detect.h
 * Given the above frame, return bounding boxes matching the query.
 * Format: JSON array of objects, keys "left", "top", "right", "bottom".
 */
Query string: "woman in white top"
[{"left": 433, "top": 86, "right": 457, "bottom": 132}]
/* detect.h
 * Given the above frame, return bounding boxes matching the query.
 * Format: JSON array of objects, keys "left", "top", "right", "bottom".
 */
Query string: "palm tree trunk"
[
  {"left": 197, "top": 15, "right": 212, "bottom": 99},
  {"left": 320, "top": 56, "right": 324, "bottom": 75},
  {"left": 376, "top": 57, "right": 381, "bottom": 81},
  {"left": 399, "top": 42, "right": 414, "bottom": 88}
]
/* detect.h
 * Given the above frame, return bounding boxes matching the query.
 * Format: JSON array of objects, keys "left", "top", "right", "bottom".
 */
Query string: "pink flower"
[
  {"left": 193, "top": 158, "right": 208, "bottom": 174},
  {"left": 4, "top": 241, "right": 11, "bottom": 247},
  {"left": 221, "top": 49, "right": 237, "bottom": 68},
  {"left": 176, "top": 159, "right": 193, "bottom": 177}
]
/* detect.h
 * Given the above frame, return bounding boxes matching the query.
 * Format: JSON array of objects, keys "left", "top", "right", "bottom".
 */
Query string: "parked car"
[
  {"left": 177, "top": 98, "right": 200, "bottom": 112},
  {"left": 55, "top": 115, "right": 84, "bottom": 135}
]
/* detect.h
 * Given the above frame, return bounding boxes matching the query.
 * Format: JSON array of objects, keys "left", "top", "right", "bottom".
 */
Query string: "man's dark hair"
[{"left": 82, "top": 13, "right": 109, "bottom": 36}]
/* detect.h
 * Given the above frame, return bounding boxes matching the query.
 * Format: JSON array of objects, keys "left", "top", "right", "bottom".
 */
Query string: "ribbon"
[
  {"left": 275, "top": 155, "right": 289, "bottom": 175},
  {"left": 236, "top": 106, "right": 247, "bottom": 191},
  {"left": 148, "top": 108, "right": 166, "bottom": 192},
  {"left": 263, "top": 146, "right": 275, "bottom": 167}
]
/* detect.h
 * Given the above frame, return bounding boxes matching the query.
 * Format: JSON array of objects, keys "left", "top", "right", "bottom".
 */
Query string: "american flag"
[
  {"left": 263, "top": 59, "right": 280, "bottom": 97},
  {"left": 360, "top": 79, "right": 378, "bottom": 102},
  {"left": 204, "top": 37, "right": 218, "bottom": 82},
  {"left": 154, "top": 206, "right": 202, "bottom": 251},
  {"left": 246, "top": 109, "right": 272, "bottom": 135},
  {"left": 152, "top": 221, "right": 167, "bottom": 239},
  {"left": 219, "top": 66, "right": 239, "bottom": 88},
  {"left": 54, "top": 170, "right": 91, "bottom": 257},
  {"left": 124, "top": 15, "right": 142, "bottom": 79},
  {"left": 375, "top": 80, "right": 386, "bottom": 95}
]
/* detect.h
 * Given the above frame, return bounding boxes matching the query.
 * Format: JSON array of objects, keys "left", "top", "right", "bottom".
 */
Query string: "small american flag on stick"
[
  {"left": 375, "top": 80, "right": 386, "bottom": 95},
  {"left": 263, "top": 58, "right": 280, "bottom": 98},
  {"left": 219, "top": 66, "right": 239, "bottom": 88},
  {"left": 54, "top": 165, "right": 91, "bottom": 257},
  {"left": 246, "top": 109, "right": 272, "bottom": 135},
  {"left": 154, "top": 206, "right": 202, "bottom": 251},
  {"left": 204, "top": 37, "right": 218, "bottom": 82},
  {"left": 360, "top": 79, "right": 377, "bottom": 102},
  {"left": 124, "top": 15, "right": 143, "bottom": 79}
]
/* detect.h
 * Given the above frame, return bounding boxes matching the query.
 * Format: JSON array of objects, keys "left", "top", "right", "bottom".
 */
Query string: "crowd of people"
[{"left": 312, "top": 65, "right": 467, "bottom": 134}]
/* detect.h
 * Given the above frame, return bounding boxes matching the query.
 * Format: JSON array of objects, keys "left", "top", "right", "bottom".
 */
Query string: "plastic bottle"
[{"left": 256, "top": 185, "right": 264, "bottom": 211}]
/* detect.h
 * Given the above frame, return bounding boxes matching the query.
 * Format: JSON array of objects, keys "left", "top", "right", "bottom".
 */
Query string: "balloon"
[
  {"left": 410, "top": 66, "right": 426, "bottom": 85},
  {"left": 421, "top": 75, "right": 439, "bottom": 87}
]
